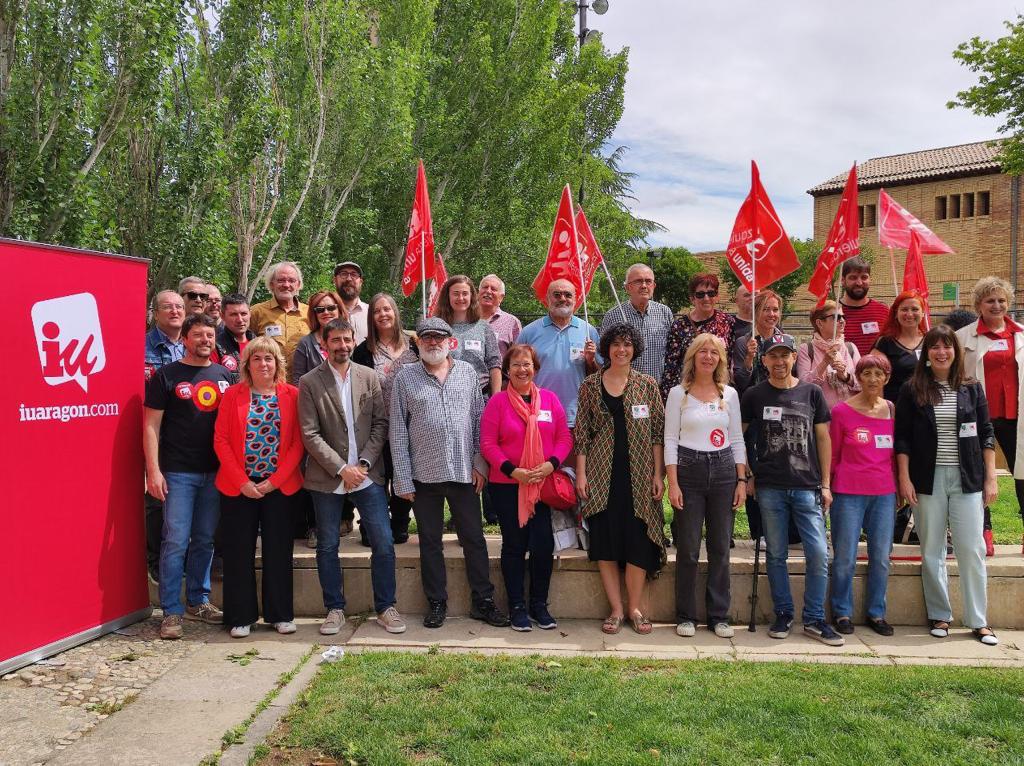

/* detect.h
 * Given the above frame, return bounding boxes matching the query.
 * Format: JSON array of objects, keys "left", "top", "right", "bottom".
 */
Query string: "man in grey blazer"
[{"left": 298, "top": 318, "right": 405, "bottom": 635}]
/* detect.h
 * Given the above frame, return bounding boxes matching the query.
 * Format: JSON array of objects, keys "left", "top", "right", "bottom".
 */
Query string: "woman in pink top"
[
  {"left": 828, "top": 354, "right": 897, "bottom": 637},
  {"left": 480, "top": 344, "right": 573, "bottom": 631}
]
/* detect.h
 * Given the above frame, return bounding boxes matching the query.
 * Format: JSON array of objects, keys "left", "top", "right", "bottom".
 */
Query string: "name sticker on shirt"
[
  {"left": 569, "top": 346, "right": 584, "bottom": 362},
  {"left": 991, "top": 339, "right": 1010, "bottom": 352},
  {"left": 861, "top": 321, "right": 880, "bottom": 334},
  {"left": 763, "top": 406, "right": 783, "bottom": 421},
  {"left": 264, "top": 324, "right": 283, "bottom": 338},
  {"left": 631, "top": 404, "right": 650, "bottom": 419},
  {"left": 705, "top": 401, "right": 719, "bottom": 415},
  {"left": 538, "top": 409, "right": 553, "bottom": 423},
  {"left": 875, "top": 434, "right": 893, "bottom": 449},
  {"left": 960, "top": 422, "right": 978, "bottom": 438},
  {"left": 465, "top": 339, "right": 482, "bottom": 352}
]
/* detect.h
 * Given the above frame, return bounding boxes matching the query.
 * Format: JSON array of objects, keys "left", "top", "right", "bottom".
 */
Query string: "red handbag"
[{"left": 540, "top": 467, "right": 577, "bottom": 511}]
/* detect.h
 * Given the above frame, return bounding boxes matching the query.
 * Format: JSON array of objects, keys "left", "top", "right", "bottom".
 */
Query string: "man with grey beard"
[
  {"left": 389, "top": 317, "right": 510, "bottom": 630},
  {"left": 518, "top": 279, "right": 600, "bottom": 429}
]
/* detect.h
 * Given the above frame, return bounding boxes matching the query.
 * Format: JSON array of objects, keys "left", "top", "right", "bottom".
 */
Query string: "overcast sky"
[{"left": 597, "top": 1, "right": 1018, "bottom": 253}]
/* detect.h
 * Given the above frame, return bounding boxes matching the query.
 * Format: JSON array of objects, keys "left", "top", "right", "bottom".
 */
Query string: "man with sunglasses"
[
  {"left": 600, "top": 263, "right": 673, "bottom": 381},
  {"left": 518, "top": 279, "right": 600, "bottom": 431},
  {"left": 179, "top": 276, "right": 210, "bottom": 316},
  {"left": 333, "top": 261, "right": 369, "bottom": 343},
  {"left": 250, "top": 261, "right": 310, "bottom": 374}
]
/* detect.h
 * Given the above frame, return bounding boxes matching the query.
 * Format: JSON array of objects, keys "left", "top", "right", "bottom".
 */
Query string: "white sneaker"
[
  {"left": 230, "top": 624, "right": 251, "bottom": 638},
  {"left": 713, "top": 622, "right": 735, "bottom": 638},
  {"left": 274, "top": 621, "right": 297, "bottom": 634},
  {"left": 676, "top": 621, "right": 696, "bottom": 637}
]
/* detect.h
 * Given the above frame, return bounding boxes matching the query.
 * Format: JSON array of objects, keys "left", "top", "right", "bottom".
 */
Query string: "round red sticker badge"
[
  {"left": 175, "top": 381, "right": 194, "bottom": 399},
  {"left": 192, "top": 381, "right": 221, "bottom": 412},
  {"left": 449, "top": 336, "right": 460, "bottom": 350},
  {"left": 709, "top": 428, "right": 726, "bottom": 448},
  {"left": 854, "top": 427, "right": 870, "bottom": 444}
]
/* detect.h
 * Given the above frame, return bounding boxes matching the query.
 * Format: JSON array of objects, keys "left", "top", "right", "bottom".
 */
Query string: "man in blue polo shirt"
[{"left": 518, "top": 279, "right": 600, "bottom": 430}]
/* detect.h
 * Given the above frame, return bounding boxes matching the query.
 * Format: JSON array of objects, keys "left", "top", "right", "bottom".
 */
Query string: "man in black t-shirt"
[
  {"left": 144, "top": 314, "right": 233, "bottom": 640},
  {"left": 741, "top": 334, "right": 842, "bottom": 647}
]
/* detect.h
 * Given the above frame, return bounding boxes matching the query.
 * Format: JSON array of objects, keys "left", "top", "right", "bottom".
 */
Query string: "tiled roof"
[{"left": 807, "top": 140, "right": 1003, "bottom": 196}]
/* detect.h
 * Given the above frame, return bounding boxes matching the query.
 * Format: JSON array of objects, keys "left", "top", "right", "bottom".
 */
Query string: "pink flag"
[{"left": 878, "top": 189, "right": 952, "bottom": 253}]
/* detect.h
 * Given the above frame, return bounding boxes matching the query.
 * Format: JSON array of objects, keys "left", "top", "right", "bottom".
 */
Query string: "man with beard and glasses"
[
  {"left": 144, "top": 313, "right": 233, "bottom": 639},
  {"left": 333, "top": 261, "right": 369, "bottom": 344},
  {"left": 298, "top": 318, "right": 406, "bottom": 636},
  {"left": 838, "top": 257, "right": 889, "bottom": 357},
  {"left": 390, "top": 317, "right": 510, "bottom": 630},
  {"left": 518, "top": 279, "right": 600, "bottom": 432}
]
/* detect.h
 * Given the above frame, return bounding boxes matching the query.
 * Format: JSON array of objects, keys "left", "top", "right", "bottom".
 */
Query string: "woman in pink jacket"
[{"left": 480, "top": 344, "right": 573, "bottom": 632}]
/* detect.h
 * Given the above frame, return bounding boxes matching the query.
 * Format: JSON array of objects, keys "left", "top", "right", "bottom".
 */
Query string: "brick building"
[{"left": 808, "top": 140, "right": 1021, "bottom": 313}]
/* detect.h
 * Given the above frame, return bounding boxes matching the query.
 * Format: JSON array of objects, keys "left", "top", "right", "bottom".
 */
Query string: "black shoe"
[
  {"left": 529, "top": 603, "right": 557, "bottom": 630},
  {"left": 768, "top": 612, "right": 793, "bottom": 639},
  {"left": 423, "top": 600, "right": 447, "bottom": 629},
  {"left": 867, "top": 617, "right": 894, "bottom": 637},
  {"left": 393, "top": 533, "right": 409, "bottom": 544},
  {"left": 470, "top": 598, "right": 510, "bottom": 627},
  {"left": 833, "top": 617, "right": 855, "bottom": 635}
]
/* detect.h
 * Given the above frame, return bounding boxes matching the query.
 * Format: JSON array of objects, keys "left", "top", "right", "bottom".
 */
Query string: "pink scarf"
[{"left": 508, "top": 384, "right": 544, "bottom": 527}]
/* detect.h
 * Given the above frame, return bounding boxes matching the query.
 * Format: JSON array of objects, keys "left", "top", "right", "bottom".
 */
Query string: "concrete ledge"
[{"left": 150, "top": 538, "right": 1024, "bottom": 629}]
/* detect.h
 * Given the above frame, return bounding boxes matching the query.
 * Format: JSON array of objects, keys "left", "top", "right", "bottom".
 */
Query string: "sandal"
[
  {"left": 602, "top": 615, "right": 623, "bottom": 635},
  {"left": 973, "top": 627, "right": 999, "bottom": 646},
  {"left": 630, "top": 611, "right": 653, "bottom": 636},
  {"left": 929, "top": 619, "right": 949, "bottom": 638}
]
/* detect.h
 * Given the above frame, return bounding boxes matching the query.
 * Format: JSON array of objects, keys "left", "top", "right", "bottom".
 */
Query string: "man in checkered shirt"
[
  {"left": 599, "top": 263, "right": 674, "bottom": 382},
  {"left": 390, "top": 317, "right": 510, "bottom": 630}
]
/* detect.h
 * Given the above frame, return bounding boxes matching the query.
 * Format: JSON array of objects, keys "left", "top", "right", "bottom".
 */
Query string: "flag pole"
[
  {"left": 421, "top": 230, "right": 427, "bottom": 319},
  {"left": 888, "top": 246, "right": 898, "bottom": 301},
  {"left": 571, "top": 192, "right": 589, "bottom": 326},
  {"left": 600, "top": 260, "right": 625, "bottom": 322}
]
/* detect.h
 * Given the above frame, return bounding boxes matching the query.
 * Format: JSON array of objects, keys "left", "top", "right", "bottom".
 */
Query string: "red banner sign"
[{"left": 0, "top": 240, "right": 149, "bottom": 673}]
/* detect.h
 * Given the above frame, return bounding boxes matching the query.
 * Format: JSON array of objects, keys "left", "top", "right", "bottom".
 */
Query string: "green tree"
[
  {"left": 717, "top": 238, "right": 822, "bottom": 307},
  {"left": 949, "top": 14, "right": 1024, "bottom": 174}
]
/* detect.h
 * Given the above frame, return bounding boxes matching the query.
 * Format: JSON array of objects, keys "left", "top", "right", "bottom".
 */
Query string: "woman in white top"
[{"left": 665, "top": 333, "right": 747, "bottom": 639}]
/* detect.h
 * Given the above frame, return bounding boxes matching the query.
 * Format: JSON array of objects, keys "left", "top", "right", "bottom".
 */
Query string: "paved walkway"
[{"left": 3, "top": 613, "right": 1023, "bottom": 765}]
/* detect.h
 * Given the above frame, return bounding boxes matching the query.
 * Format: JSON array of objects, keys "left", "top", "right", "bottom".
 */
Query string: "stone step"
[{"left": 151, "top": 536, "right": 1024, "bottom": 628}]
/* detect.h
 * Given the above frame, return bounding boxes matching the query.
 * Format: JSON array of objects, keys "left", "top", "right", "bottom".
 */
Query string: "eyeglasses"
[
  {"left": 628, "top": 278, "right": 654, "bottom": 286},
  {"left": 551, "top": 291, "right": 574, "bottom": 299},
  {"left": 158, "top": 303, "right": 184, "bottom": 312},
  {"left": 208, "top": 298, "right": 222, "bottom": 305},
  {"left": 313, "top": 304, "right": 339, "bottom": 314},
  {"left": 824, "top": 314, "right": 846, "bottom": 322},
  {"left": 184, "top": 291, "right": 209, "bottom": 301},
  {"left": 335, "top": 271, "right": 361, "bottom": 280},
  {"left": 693, "top": 290, "right": 718, "bottom": 299}
]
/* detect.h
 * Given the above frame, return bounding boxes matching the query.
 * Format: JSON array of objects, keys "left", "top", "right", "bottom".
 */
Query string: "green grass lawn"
[{"left": 262, "top": 652, "right": 1024, "bottom": 765}]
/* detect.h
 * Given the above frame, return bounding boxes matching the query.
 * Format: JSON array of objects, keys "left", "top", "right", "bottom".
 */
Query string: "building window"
[
  {"left": 950, "top": 194, "right": 961, "bottom": 218},
  {"left": 963, "top": 193, "right": 975, "bottom": 217},
  {"left": 863, "top": 204, "right": 876, "bottom": 228},
  {"left": 978, "top": 190, "right": 991, "bottom": 216},
  {"left": 857, "top": 205, "right": 864, "bottom": 228},
  {"left": 935, "top": 196, "right": 947, "bottom": 220}
]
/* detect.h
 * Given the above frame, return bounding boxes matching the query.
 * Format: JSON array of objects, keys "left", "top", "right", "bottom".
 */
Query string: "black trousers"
[
  {"left": 413, "top": 481, "right": 494, "bottom": 603},
  {"left": 145, "top": 493, "right": 163, "bottom": 573},
  {"left": 221, "top": 490, "right": 295, "bottom": 627},
  {"left": 993, "top": 417, "right": 1024, "bottom": 519},
  {"left": 384, "top": 443, "right": 412, "bottom": 536},
  {"left": 490, "top": 482, "right": 554, "bottom": 608}
]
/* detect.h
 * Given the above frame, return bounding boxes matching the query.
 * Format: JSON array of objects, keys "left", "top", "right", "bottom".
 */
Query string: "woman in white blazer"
[{"left": 955, "top": 276, "right": 1024, "bottom": 555}]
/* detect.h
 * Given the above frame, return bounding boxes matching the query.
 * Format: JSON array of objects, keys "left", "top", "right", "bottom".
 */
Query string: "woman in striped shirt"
[{"left": 894, "top": 326, "right": 999, "bottom": 645}]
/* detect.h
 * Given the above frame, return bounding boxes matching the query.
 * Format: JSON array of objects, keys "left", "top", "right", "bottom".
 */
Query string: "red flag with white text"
[
  {"left": 427, "top": 252, "right": 448, "bottom": 317},
  {"left": 574, "top": 206, "right": 604, "bottom": 303},
  {"left": 807, "top": 164, "right": 860, "bottom": 305},
  {"left": 902, "top": 230, "right": 930, "bottom": 315},
  {"left": 878, "top": 189, "right": 952, "bottom": 253},
  {"left": 532, "top": 185, "right": 583, "bottom": 307},
  {"left": 401, "top": 160, "right": 436, "bottom": 297},
  {"left": 725, "top": 161, "right": 800, "bottom": 292}
]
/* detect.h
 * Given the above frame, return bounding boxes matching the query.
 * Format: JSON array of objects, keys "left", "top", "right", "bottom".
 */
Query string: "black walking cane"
[{"left": 748, "top": 536, "right": 761, "bottom": 632}]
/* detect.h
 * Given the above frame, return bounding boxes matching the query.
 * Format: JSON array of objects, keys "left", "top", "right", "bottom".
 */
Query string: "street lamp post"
[{"left": 576, "top": 0, "right": 609, "bottom": 206}]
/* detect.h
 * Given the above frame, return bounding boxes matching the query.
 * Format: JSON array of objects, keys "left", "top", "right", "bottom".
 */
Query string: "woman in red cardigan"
[{"left": 214, "top": 336, "right": 304, "bottom": 637}]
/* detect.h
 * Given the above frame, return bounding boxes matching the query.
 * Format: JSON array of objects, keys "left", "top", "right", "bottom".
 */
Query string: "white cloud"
[{"left": 597, "top": 0, "right": 1016, "bottom": 251}]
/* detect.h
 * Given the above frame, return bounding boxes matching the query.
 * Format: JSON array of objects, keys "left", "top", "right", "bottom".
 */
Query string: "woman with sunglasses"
[
  {"left": 659, "top": 273, "right": 735, "bottom": 401},
  {"left": 796, "top": 300, "right": 861, "bottom": 409},
  {"left": 290, "top": 290, "right": 348, "bottom": 384}
]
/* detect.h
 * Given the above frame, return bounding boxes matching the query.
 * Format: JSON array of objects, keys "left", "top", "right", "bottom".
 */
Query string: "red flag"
[
  {"left": 807, "top": 164, "right": 860, "bottom": 304},
  {"left": 574, "top": 206, "right": 604, "bottom": 304},
  {"left": 401, "top": 160, "right": 436, "bottom": 297},
  {"left": 725, "top": 161, "right": 800, "bottom": 292},
  {"left": 878, "top": 189, "right": 952, "bottom": 253},
  {"left": 427, "top": 252, "right": 448, "bottom": 317},
  {"left": 902, "top": 230, "right": 930, "bottom": 315},
  {"left": 532, "top": 185, "right": 583, "bottom": 307}
]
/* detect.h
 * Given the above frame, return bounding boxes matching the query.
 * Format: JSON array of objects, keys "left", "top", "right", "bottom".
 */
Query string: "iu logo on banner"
[{"left": 30, "top": 293, "right": 106, "bottom": 392}]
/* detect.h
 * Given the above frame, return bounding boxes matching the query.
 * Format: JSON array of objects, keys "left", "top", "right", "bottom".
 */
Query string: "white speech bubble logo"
[{"left": 31, "top": 293, "right": 106, "bottom": 392}]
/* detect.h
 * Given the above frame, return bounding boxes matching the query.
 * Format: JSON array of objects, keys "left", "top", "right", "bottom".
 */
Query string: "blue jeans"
[
  {"left": 757, "top": 487, "right": 829, "bottom": 624},
  {"left": 159, "top": 471, "right": 220, "bottom": 615},
  {"left": 311, "top": 483, "right": 396, "bottom": 614},
  {"left": 830, "top": 493, "right": 895, "bottom": 620}
]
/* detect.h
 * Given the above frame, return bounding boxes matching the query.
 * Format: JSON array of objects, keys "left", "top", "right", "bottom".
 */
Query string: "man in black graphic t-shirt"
[{"left": 144, "top": 313, "right": 233, "bottom": 640}]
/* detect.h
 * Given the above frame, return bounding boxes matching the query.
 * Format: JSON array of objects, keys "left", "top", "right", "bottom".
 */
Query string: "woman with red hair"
[{"left": 870, "top": 290, "right": 928, "bottom": 402}]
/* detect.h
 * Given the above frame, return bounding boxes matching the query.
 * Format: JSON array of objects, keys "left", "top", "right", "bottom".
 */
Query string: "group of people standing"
[{"left": 143, "top": 253, "right": 1021, "bottom": 647}]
